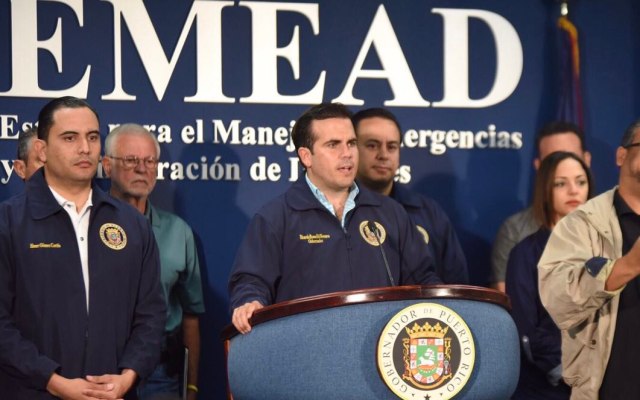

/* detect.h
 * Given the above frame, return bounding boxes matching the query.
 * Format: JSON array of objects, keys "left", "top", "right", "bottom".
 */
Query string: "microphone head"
[{"left": 367, "top": 220, "right": 378, "bottom": 235}]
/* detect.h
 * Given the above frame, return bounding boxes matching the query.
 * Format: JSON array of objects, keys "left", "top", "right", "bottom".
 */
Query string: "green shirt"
[{"left": 146, "top": 203, "right": 205, "bottom": 333}]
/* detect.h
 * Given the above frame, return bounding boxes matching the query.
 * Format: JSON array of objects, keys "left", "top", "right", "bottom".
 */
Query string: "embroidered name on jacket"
[
  {"left": 299, "top": 233, "right": 331, "bottom": 244},
  {"left": 30, "top": 242, "right": 62, "bottom": 249}
]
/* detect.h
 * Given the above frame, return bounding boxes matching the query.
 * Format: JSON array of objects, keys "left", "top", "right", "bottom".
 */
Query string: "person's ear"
[
  {"left": 616, "top": 147, "right": 626, "bottom": 168},
  {"left": 32, "top": 139, "right": 45, "bottom": 165},
  {"left": 583, "top": 151, "right": 592, "bottom": 167},
  {"left": 533, "top": 157, "right": 541, "bottom": 170},
  {"left": 298, "top": 147, "right": 312, "bottom": 169},
  {"left": 13, "top": 160, "right": 26, "bottom": 180},
  {"left": 34, "top": 139, "right": 47, "bottom": 163},
  {"left": 102, "top": 156, "right": 113, "bottom": 178}
]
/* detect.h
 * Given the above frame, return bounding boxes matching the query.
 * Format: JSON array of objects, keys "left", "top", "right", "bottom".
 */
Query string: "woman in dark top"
[{"left": 506, "top": 151, "right": 593, "bottom": 399}]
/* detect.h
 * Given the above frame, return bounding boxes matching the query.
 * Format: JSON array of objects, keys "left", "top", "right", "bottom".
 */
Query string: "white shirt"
[{"left": 49, "top": 187, "right": 93, "bottom": 311}]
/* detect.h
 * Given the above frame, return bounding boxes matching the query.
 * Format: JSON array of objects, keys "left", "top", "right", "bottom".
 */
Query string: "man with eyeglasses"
[
  {"left": 0, "top": 97, "right": 166, "bottom": 399},
  {"left": 539, "top": 119, "right": 640, "bottom": 398},
  {"left": 103, "top": 124, "right": 205, "bottom": 400}
]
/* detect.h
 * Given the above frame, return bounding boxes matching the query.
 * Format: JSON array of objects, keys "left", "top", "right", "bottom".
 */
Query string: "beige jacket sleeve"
[{"left": 538, "top": 209, "right": 621, "bottom": 331}]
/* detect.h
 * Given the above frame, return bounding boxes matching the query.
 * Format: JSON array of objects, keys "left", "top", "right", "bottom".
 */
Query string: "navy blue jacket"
[
  {"left": 390, "top": 184, "right": 468, "bottom": 284},
  {"left": 229, "top": 179, "right": 441, "bottom": 310},
  {"left": 0, "top": 170, "right": 166, "bottom": 399},
  {"left": 505, "top": 228, "right": 570, "bottom": 400}
]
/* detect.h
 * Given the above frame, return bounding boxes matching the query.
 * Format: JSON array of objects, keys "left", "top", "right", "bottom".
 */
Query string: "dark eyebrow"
[{"left": 59, "top": 130, "right": 100, "bottom": 135}]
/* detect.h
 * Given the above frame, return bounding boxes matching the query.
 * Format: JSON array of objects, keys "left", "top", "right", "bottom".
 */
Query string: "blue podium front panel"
[{"left": 228, "top": 298, "right": 519, "bottom": 399}]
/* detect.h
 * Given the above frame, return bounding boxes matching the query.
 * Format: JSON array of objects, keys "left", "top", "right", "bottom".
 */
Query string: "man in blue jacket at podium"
[{"left": 229, "top": 103, "right": 441, "bottom": 334}]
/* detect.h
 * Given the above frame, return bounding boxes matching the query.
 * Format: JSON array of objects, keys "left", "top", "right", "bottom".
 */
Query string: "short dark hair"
[
  {"left": 291, "top": 103, "right": 352, "bottom": 153},
  {"left": 535, "top": 121, "right": 585, "bottom": 154},
  {"left": 532, "top": 151, "right": 593, "bottom": 229},
  {"left": 351, "top": 108, "right": 402, "bottom": 137},
  {"left": 16, "top": 126, "right": 38, "bottom": 161},
  {"left": 620, "top": 119, "right": 640, "bottom": 147},
  {"left": 37, "top": 96, "right": 99, "bottom": 141}
]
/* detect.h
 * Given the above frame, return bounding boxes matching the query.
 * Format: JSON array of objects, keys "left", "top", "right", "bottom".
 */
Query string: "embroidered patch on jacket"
[
  {"left": 416, "top": 225, "right": 430, "bottom": 244},
  {"left": 99, "top": 223, "right": 127, "bottom": 250},
  {"left": 377, "top": 303, "right": 476, "bottom": 400},
  {"left": 359, "top": 220, "right": 386, "bottom": 246},
  {"left": 299, "top": 233, "right": 331, "bottom": 244},
  {"left": 29, "top": 243, "right": 62, "bottom": 249}
]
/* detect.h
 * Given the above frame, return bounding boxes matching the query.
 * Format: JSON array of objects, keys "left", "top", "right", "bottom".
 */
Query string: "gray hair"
[
  {"left": 105, "top": 123, "right": 161, "bottom": 158},
  {"left": 17, "top": 126, "right": 38, "bottom": 161}
]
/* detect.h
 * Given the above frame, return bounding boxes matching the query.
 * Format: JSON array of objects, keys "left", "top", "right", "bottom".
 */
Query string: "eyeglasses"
[
  {"left": 624, "top": 143, "right": 640, "bottom": 149},
  {"left": 109, "top": 155, "right": 159, "bottom": 169}
]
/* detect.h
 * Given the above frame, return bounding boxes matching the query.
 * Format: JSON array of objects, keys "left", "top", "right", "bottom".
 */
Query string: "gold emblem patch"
[
  {"left": 359, "top": 220, "right": 386, "bottom": 246},
  {"left": 416, "top": 225, "right": 430, "bottom": 244},
  {"left": 99, "top": 223, "right": 127, "bottom": 250}
]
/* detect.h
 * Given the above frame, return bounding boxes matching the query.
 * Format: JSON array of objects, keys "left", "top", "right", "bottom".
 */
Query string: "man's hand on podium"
[{"left": 232, "top": 300, "right": 264, "bottom": 334}]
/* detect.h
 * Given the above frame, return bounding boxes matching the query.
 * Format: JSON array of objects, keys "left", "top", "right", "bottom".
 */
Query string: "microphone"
[{"left": 368, "top": 220, "right": 395, "bottom": 286}]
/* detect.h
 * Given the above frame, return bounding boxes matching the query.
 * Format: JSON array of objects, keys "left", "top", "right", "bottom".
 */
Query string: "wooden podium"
[{"left": 222, "top": 285, "right": 519, "bottom": 399}]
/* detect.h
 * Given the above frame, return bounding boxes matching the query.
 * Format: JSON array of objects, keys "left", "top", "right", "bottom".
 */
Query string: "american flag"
[{"left": 557, "top": 9, "right": 583, "bottom": 129}]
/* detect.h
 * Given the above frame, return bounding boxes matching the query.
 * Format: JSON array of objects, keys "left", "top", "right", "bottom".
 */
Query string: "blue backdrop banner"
[{"left": 1, "top": 1, "right": 639, "bottom": 397}]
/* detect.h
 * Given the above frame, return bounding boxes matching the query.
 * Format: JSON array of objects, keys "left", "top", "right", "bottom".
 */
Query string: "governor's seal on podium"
[{"left": 376, "top": 303, "right": 476, "bottom": 399}]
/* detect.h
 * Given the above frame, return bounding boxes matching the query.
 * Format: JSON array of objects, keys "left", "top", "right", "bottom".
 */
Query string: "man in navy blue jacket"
[
  {"left": 229, "top": 103, "right": 441, "bottom": 334},
  {"left": 353, "top": 108, "right": 468, "bottom": 284},
  {"left": 0, "top": 97, "right": 166, "bottom": 399}
]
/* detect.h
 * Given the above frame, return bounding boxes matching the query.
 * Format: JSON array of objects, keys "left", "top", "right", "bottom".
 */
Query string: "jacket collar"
[
  {"left": 578, "top": 188, "right": 617, "bottom": 229},
  {"left": 145, "top": 201, "right": 162, "bottom": 229},
  {"left": 26, "top": 168, "right": 118, "bottom": 221},
  {"left": 390, "top": 183, "right": 421, "bottom": 208},
  {"left": 285, "top": 178, "right": 381, "bottom": 211}
]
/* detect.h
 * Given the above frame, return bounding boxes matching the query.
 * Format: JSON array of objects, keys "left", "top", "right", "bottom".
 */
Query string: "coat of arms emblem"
[
  {"left": 376, "top": 303, "right": 475, "bottom": 400},
  {"left": 404, "top": 322, "right": 452, "bottom": 387}
]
